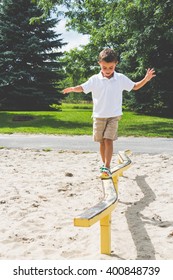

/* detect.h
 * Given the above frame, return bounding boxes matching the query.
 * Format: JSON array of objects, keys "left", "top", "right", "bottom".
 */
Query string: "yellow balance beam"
[
  {"left": 112, "top": 150, "right": 132, "bottom": 177},
  {"left": 111, "top": 150, "right": 132, "bottom": 191},
  {"left": 74, "top": 150, "right": 132, "bottom": 228},
  {"left": 74, "top": 178, "right": 118, "bottom": 227}
]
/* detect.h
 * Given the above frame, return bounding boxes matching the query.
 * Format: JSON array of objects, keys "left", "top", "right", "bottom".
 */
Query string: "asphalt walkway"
[{"left": 0, "top": 134, "right": 172, "bottom": 154}]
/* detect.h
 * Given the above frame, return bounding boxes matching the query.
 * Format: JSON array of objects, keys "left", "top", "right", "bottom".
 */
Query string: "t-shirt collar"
[{"left": 98, "top": 71, "right": 117, "bottom": 80}]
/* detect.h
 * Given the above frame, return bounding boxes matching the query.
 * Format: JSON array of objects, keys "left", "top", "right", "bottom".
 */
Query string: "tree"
[
  {"left": 65, "top": 0, "right": 173, "bottom": 116},
  {"left": 35, "top": 0, "right": 173, "bottom": 116},
  {"left": 116, "top": 0, "right": 173, "bottom": 116},
  {"left": 0, "top": 0, "right": 66, "bottom": 110},
  {"left": 60, "top": 45, "right": 100, "bottom": 103}
]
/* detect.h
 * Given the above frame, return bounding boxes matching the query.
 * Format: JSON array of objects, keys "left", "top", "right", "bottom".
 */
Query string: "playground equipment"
[{"left": 74, "top": 150, "right": 132, "bottom": 255}]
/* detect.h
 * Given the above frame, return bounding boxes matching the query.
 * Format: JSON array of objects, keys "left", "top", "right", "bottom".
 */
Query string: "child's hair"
[{"left": 99, "top": 48, "right": 118, "bottom": 63}]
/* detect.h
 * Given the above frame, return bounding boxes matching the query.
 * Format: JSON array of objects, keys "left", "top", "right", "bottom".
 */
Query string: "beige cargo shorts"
[{"left": 93, "top": 116, "right": 121, "bottom": 142}]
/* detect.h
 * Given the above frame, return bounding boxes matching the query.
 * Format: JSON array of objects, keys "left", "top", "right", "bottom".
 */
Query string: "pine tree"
[{"left": 0, "top": 0, "right": 65, "bottom": 110}]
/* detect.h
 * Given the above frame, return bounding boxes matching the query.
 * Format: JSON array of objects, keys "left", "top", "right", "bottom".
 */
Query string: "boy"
[{"left": 63, "top": 48, "right": 156, "bottom": 178}]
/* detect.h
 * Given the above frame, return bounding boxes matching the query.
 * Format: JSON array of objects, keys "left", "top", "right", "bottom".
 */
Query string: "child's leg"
[
  {"left": 100, "top": 117, "right": 120, "bottom": 169},
  {"left": 93, "top": 117, "right": 120, "bottom": 175},
  {"left": 100, "top": 140, "right": 105, "bottom": 164},
  {"left": 99, "top": 139, "right": 113, "bottom": 168},
  {"left": 104, "top": 139, "right": 113, "bottom": 168}
]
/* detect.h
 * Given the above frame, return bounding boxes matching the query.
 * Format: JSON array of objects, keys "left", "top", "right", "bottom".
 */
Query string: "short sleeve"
[
  {"left": 81, "top": 76, "right": 94, "bottom": 94},
  {"left": 122, "top": 74, "right": 135, "bottom": 92}
]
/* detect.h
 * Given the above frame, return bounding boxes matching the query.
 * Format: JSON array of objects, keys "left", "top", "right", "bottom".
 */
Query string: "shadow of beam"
[{"left": 125, "top": 175, "right": 156, "bottom": 260}]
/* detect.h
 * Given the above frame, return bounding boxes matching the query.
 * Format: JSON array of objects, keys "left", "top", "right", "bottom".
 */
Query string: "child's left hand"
[{"left": 145, "top": 68, "right": 156, "bottom": 82}]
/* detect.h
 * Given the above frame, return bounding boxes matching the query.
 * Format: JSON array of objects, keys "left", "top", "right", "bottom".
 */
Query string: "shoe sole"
[{"left": 99, "top": 173, "right": 112, "bottom": 179}]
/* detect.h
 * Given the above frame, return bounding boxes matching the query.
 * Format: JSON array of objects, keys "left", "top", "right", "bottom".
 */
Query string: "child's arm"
[
  {"left": 133, "top": 68, "right": 156, "bottom": 91},
  {"left": 63, "top": 85, "right": 83, "bottom": 94}
]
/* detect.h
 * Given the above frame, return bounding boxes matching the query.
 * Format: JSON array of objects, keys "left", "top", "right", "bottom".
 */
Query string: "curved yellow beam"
[
  {"left": 74, "top": 150, "right": 132, "bottom": 255},
  {"left": 112, "top": 150, "right": 132, "bottom": 192},
  {"left": 74, "top": 178, "right": 118, "bottom": 227},
  {"left": 112, "top": 150, "right": 132, "bottom": 177},
  {"left": 74, "top": 150, "right": 131, "bottom": 227}
]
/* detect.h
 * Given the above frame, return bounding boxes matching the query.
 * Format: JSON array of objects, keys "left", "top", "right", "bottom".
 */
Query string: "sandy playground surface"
[{"left": 0, "top": 148, "right": 173, "bottom": 260}]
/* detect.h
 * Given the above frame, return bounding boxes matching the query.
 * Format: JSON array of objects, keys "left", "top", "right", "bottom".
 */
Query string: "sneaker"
[
  {"left": 100, "top": 164, "right": 105, "bottom": 172},
  {"left": 100, "top": 167, "right": 112, "bottom": 179}
]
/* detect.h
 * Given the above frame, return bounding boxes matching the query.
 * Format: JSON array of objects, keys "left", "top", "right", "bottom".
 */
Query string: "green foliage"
[
  {"left": 60, "top": 45, "right": 100, "bottom": 103},
  {"left": 118, "top": 0, "right": 173, "bottom": 116},
  {"left": 35, "top": 0, "right": 173, "bottom": 116},
  {"left": 62, "top": 0, "right": 173, "bottom": 117},
  {"left": 0, "top": 0, "right": 65, "bottom": 110}
]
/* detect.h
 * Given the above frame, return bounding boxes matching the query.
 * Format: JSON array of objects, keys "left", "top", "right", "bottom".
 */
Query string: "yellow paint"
[
  {"left": 74, "top": 201, "right": 117, "bottom": 227},
  {"left": 100, "top": 214, "right": 111, "bottom": 255},
  {"left": 112, "top": 175, "right": 118, "bottom": 193}
]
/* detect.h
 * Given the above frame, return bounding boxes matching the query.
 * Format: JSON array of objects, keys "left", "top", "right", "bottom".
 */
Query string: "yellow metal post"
[
  {"left": 100, "top": 213, "right": 111, "bottom": 255},
  {"left": 112, "top": 175, "right": 119, "bottom": 193}
]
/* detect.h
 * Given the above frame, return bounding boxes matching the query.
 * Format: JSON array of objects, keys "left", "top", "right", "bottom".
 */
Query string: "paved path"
[{"left": 0, "top": 134, "right": 172, "bottom": 154}]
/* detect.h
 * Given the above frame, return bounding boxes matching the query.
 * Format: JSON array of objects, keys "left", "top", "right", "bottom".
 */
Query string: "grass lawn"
[{"left": 0, "top": 103, "right": 172, "bottom": 137}]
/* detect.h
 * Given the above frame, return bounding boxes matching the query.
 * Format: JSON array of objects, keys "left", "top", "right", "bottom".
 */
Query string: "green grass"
[
  {"left": 118, "top": 111, "right": 173, "bottom": 137},
  {"left": 0, "top": 103, "right": 172, "bottom": 137}
]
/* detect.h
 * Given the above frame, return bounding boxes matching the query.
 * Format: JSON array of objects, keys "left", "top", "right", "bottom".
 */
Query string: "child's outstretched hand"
[
  {"left": 62, "top": 87, "right": 73, "bottom": 94},
  {"left": 62, "top": 85, "right": 83, "bottom": 94},
  {"left": 145, "top": 68, "right": 156, "bottom": 82}
]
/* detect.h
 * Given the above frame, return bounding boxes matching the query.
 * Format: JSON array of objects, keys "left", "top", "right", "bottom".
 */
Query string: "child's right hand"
[
  {"left": 62, "top": 85, "right": 83, "bottom": 94},
  {"left": 62, "top": 87, "right": 73, "bottom": 94}
]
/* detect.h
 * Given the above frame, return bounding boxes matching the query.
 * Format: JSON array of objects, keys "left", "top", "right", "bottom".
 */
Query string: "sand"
[{"left": 0, "top": 148, "right": 173, "bottom": 260}]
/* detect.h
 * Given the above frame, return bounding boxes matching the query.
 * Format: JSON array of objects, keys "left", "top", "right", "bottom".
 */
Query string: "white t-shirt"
[{"left": 81, "top": 71, "right": 135, "bottom": 118}]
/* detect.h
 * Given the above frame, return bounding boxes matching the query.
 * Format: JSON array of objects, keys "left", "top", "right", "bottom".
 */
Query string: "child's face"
[{"left": 99, "top": 61, "right": 117, "bottom": 78}]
